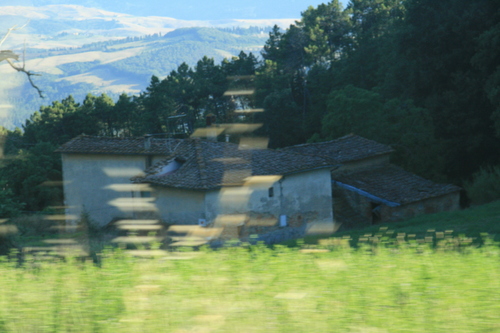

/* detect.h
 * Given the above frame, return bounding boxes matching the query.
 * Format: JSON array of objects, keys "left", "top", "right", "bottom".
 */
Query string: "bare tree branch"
[
  {"left": 5, "top": 58, "right": 44, "bottom": 98},
  {"left": 1, "top": 21, "right": 43, "bottom": 98},
  {"left": 0, "top": 21, "right": 30, "bottom": 48}
]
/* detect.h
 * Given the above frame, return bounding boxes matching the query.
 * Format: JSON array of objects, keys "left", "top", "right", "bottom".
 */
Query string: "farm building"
[
  {"left": 284, "top": 134, "right": 461, "bottom": 228},
  {"left": 57, "top": 135, "right": 336, "bottom": 239},
  {"left": 57, "top": 134, "right": 460, "bottom": 240}
]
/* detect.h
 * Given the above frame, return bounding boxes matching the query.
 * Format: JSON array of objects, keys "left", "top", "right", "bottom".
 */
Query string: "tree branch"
[
  {"left": 0, "top": 21, "right": 29, "bottom": 48},
  {"left": 6, "top": 58, "right": 44, "bottom": 98}
]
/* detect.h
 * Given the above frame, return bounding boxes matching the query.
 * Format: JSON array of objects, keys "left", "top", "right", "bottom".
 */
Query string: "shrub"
[{"left": 464, "top": 165, "right": 500, "bottom": 204}]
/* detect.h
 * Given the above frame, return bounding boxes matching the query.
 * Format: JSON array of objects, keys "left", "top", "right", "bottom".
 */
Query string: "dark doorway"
[{"left": 371, "top": 202, "right": 381, "bottom": 225}]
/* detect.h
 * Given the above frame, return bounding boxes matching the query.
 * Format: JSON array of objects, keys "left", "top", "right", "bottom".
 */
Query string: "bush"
[{"left": 464, "top": 165, "right": 500, "bottom": 204}]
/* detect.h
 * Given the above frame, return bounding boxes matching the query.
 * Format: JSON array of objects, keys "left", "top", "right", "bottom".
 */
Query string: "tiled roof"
[
  {"left": 333, "top": 165, "right": 461, "bottom": 205},
  {"left": 135, "top": 139, "right": 335, "bottom": 190},
  {"left": 56, "top": 135, "right": 173, "bottom": 155},
  {"left": 282, "top": 134, "right": 394, "bottom": 163},
  {"left": 58, "top": 135, "right": 335, "bottom": 190}
]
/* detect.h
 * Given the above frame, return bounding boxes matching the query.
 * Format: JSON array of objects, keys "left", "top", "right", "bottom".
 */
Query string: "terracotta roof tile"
[
  {"left": 56, "top": 135, "right": 174, "bottom": 155},
  {"left": 58, "top": 135, "right": 335, "bottom": 190},
  {"left": 136, "top": 139, "right": 335, "bottom": 190},
  {"left": 282, "top": 134, "right": 394, "bottom": 163},
  {"left": 333, "top": 165, "right": 461, "bottom": 204}
]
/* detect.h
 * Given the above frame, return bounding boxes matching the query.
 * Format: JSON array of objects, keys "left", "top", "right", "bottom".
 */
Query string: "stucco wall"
[
  {"left": 280, "top": 169, "right": 334, "bottom": 222},
  {"left": 332, "top": 183, "right": 460, "bottom": 226},
  {"left": 380, "top": 192, "right": 460, "bottom": 223},
  {"left": 62, "top": 153, "right": 154, "bottom": 226},
  {"left": 204, "top": 168, "right": 334, "bottom": 225},
  {"left": 204, "top": 186, "right": 280, "bottom": 222},
  {"left": 332, "top": 183, "right": 373, "bottom": 228},
  {"left": 153, "top": 187, "right": 205, "bottom": 225}
]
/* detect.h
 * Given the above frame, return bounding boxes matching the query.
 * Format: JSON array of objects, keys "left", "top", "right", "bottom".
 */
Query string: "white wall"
[
  {"left": 62, "top": 153, "right": 334, "bottom": 229},
  {"left": 280, "top": 168, "right": 334, "bottom": 222},
  {"left": 154, "top": 187, "right": 205, "bottom": 224},
  {"left": 62, "top": 153, "right": 153, "bottom": 226},
  {"left": 204, "top": 168, "right": 333, "bottom": 224}
]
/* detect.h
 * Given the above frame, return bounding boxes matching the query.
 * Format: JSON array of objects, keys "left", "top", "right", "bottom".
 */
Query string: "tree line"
[{"left": 1, "top": 0, "right": 500, "bottom": 216}]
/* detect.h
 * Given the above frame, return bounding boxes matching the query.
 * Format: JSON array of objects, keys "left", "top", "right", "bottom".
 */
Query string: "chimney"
[
  {"left": 144, "top": 134, "right": 152, "bottom": 150},
  {"left": 206, "top": 113, "right": 216, "bottom": 127}
]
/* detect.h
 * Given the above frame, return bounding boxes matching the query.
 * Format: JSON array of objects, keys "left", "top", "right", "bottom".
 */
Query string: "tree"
[
  {"left": 262, "top": 25, "right": 283, "bottom": 63},
  {"left": 321, "top": 85, "right": 443, "bottom": 179},
  {"left": 391, "top": 0, "right": 500, "bottom": 180},
  {"left": 193, "top": 56, "right": 229, "bottom": 124},
  {"left": 0, "top": 142, "right": 62, "bottom": 212},
  {"left": 300, "top": 0, "right": 351, "bottom": 65},
  {"left": 263, "top": 89, "right": 305, "bottom": 148}
]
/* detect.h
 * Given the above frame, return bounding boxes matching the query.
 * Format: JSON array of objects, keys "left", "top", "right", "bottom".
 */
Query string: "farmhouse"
[
  {"left": 57, "top": 134, "right": 460, "bottom": 240},
  {"left": 57, "top": 135, "right": 336, "bottom": 237},
  {"left": 284, "top": 134, "right": 461, "bottom": 228}
]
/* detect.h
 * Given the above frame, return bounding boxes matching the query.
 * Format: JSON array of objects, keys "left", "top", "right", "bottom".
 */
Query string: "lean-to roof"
[{"left": 333, "top": 165, "right": 461, "bottom": 205}]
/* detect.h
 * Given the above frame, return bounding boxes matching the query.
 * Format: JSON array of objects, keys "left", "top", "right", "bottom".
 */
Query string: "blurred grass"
[
  {"left": 0, "top": 239, "right": 499, "bottom": 332},
  {"left": 0, "top": 202, "right": 499, "bottom": 331}
]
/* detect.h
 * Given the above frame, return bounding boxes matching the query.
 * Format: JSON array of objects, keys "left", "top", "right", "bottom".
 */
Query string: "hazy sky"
[{"left": 0, "top": 0, "right": 351, "bottom": 20}]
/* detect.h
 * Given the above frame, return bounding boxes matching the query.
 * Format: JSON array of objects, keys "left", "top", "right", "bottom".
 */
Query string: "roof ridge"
[{"left": 283, "top": 134, "right": 359, "bottom": 149}]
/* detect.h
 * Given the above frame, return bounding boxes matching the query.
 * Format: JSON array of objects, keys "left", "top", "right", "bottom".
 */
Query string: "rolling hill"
[{"left": 0, "top": 5, "right": 288, "bottom": 129}]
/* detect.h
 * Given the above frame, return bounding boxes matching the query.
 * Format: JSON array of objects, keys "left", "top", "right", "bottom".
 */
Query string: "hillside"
[{"left": 0, "top": 5, "right": 285, "bottom": 128}]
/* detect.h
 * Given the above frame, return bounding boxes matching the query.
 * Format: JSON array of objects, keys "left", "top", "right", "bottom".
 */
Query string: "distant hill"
[
  {"left": 0, "top": 5, "right": 295, "bottom": 48},
  {"left": 0, "top": 24, "right": 271, "bottom": 128},
  {"left": 0, "top": 4, "right": 296, "bottom": 129}
]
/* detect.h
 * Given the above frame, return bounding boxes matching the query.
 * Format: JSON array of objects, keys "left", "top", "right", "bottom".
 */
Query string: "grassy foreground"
[
  {"left": 298, "top": 200, "right": 500, "bottom": 246},
  {"left": 0, "top": 240, "right": 499, "bottom": 332}
]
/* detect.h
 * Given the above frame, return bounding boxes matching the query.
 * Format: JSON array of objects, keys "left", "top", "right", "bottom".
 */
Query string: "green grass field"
[
  {"left": 301, "top": 200, "right": 500, "bottom": 247},
  {"left": 0, "top": 201, "right": 499, "bottom": 332},
  {"left": 0, "top": 243, "right": 499, "bottom": 332}
]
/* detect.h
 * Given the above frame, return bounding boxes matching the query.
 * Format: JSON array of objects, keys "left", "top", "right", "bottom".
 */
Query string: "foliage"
[
  {"left": 321, "top": 86, "right": 443, "bottom": 177},
  {"left": 0, "top": 238, "right": 499, "bottom": 332},
  {"left": 0, "top": 142, "right": 62, "bottom": 212},
  {"left": 263, "top": 89, "right": 304, "bottom": 148},
  {"left": 252, "top": 0, "right": 500, "bottom": 183},
  {"left": 0, "top": 180, "right": 24, "bottom": 218},
  {"left": 464, "top": 166, "right": 500, "bottom": 205}
]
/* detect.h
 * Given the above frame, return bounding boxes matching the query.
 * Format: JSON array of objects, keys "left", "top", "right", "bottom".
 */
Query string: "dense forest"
[{"left": 1, "top": 0, "right": 500, "bottom": 217}]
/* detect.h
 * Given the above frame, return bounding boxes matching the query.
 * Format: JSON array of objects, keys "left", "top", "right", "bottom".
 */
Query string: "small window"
[
  {"left": 159, "top": 158, "right": 184, "bottom": 175},
  {"left": 268, "top": 187, "right": 274, "bottom": 198}
]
